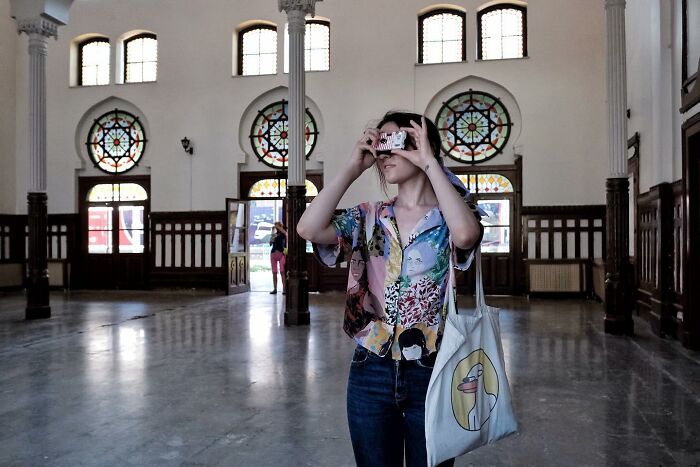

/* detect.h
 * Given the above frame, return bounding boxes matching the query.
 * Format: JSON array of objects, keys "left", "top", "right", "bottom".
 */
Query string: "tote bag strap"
[{"left": 474, "top": 246, "right": 486, "bottom": 309}]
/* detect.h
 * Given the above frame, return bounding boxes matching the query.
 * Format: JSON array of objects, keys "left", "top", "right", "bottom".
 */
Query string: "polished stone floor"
[{"left": 1, "top": 290, "right": 699, "bottom": 467}]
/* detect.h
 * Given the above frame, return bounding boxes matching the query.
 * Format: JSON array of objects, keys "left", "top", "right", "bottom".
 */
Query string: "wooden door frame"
[
  {"left": 77, "top": 175, "right": 151, "bottom": 288},
  {"left": 682, "top": 112, "right": 700, "bottom": 349},
  {"left": 628, "top": 132, "right": 640, "bottom": 297},
  {"left": 226, "top": 198, "right": 251, "bottom": 295},
  {"left": 449, "top": 156, "right": 523, "bottom": 294}
]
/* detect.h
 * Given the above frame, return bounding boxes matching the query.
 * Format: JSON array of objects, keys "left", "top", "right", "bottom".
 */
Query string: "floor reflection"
[{"left": 0, "top": 291, "right": 699, "bottom": 466}]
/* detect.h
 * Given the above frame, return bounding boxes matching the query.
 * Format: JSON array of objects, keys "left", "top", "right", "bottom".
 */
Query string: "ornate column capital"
[
  {"left": 278, "top": 0, "right": 321, "bottom": 16},
  {"left": 16, "top": 17, "right": 59, "bottom": 39},
  {"left": 604, "top": 0, "right": 626, "bottom": 8}
]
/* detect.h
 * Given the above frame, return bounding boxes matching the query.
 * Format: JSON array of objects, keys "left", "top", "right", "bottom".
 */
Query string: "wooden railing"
[{"left": 149, "top": 211, "right": 227, "bottom": 288}]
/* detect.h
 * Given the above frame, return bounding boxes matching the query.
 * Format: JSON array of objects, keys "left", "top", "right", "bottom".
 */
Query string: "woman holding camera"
[{"left": 297, "top": 112, "right": 483, "bottom": 467}]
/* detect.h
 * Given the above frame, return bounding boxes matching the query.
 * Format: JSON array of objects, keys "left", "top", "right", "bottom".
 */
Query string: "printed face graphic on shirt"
[
  {"left": 406, "top": 249, "right": 424, "bottom": 276},
  {"left": 402, "top": 344, "right": 422, "bottom": 360},
  {"left": 398, "top": 327, "right": 426, "bottom": 360},
  {"left": 350, "top": 250, "right": 365, "bottom": 282}
]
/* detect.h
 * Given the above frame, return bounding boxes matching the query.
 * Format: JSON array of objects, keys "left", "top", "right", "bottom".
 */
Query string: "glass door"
[
  {"left": 227, "top": 198, "right": 250, "bottom": 295},
  {"left": 83, "top": 181, "right": 149, "bottom": 289}
]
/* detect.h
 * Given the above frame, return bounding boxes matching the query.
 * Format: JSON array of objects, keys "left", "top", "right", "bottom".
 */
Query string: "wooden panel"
[
  {"left": 150, "top": 211, "right": 227, "bottom": 289},
  {"left": 636, "top": 182, "right": 681, "bottom": 338},
  {"left": 520, "top": 205, "right": 605, "bottom": 295}
]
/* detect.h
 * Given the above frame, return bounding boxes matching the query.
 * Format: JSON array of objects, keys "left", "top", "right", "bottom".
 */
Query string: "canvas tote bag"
[{"left": 425, "top": 247, "right": 518, "bottom": 466}]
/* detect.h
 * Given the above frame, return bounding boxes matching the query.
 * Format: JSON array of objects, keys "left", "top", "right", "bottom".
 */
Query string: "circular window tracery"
[
  {"left": 86, "top": 109, "right": 147, "bottom": 174},
  {"left": 436, "top": 89, "right": 512, "bottom": 164},
  {"left": 249, "top": 99, "right": 318, "bottom": 169}
]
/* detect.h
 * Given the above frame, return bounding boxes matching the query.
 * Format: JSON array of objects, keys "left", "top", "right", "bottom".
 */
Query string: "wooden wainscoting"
[
  {"left": 636, "top": 182, "right": 684, "bottom": 338},
  {"left": 150, "top": 212, "right": 227, "bottom": 289},
  {"left": 0, "top": 214, "right": 78, "bottom": 290},
  {"left": 521, "top": 205, "right": 606, "bottom": 297}
]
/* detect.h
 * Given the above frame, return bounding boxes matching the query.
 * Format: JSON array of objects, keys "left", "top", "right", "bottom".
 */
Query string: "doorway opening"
[
  {"left": 238, "top": 172, "right": 323, "bottom": 293},
  {"left": 249, "top": 199, "right": 284, "bottom": 292}
]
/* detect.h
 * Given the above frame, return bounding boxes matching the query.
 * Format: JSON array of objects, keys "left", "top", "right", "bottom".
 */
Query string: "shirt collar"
[{"left": 378, "top": 197, "right": 444, "bottom": 247}]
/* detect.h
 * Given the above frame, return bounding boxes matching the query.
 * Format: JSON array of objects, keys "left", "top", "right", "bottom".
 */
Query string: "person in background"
[{"left": 269, "top": 221, "right": 287, "bottom": 295}]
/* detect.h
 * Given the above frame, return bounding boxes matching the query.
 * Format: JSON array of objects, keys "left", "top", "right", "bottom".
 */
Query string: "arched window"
[
  {"left": 418, "top": 8, "right": 466, "bottom": 64},
  {"left": 478, "top": 4, "right": 527, "bottom": 60},
  {"left": 238, "top": 24, "right": 278, "bottom": 76},
  {"left": 284, "top": 20, "right": 330, "bottom": 72},
  {"left": 248, "top": 178, "right": 319, "bottom": 198},
  {"left": 124, "top": 33, "right": 158, "bottom": 83},
  {"left": 79, "top": 38, "right": 110, "bottom": 86}
]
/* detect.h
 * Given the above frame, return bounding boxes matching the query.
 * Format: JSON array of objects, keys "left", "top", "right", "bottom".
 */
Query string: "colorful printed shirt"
[{"left": 314, "top": 197, "right": 482, "bottom": 361}]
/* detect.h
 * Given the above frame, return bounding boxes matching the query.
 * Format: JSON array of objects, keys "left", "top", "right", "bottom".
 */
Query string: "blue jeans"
[{"left": 346, "top": 346, "right": 455, "bottom": 467}]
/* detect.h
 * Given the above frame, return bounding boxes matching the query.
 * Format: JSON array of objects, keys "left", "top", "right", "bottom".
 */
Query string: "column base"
[
  {"left": 604, "top": 315, "right": 634, "bottom": 336},
  {"left": 681, "top": 331, "right": 700, "bottom": 351},
  {"left": 285, "top": 271, "right": 310, "bottom": 326},
  {"left": 26, "top": 304, "right": 51, "bottom": 320},
  {"left": 26, "top": 191, "right": 50, "bottom": 320}
]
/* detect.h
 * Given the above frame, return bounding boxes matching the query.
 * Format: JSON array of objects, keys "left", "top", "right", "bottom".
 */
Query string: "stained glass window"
[
  {"left": 436, "top": 89, "right": 512, "bottom": 164},
  {"left": 248, "top": 178, "right": 319, "bottom": 198},
  {"left": 125, "top": 33, "right": 158, "bottom": 83},
  {"left": 478, "top": 5, "right": 526, "bottom": 60},
  {"left": 80, "top": 38, "right": 110, "bottom": 86},
  {"left": 284, "top": 20, "right": 331, "bottom": 72},
  {"left": 418, "top": 9, "right": 465, "bottom": 64},
  {"left": 87, "top": 183, "right": 149, "bottom": 202},
  {"left": 249, "top": 100, "right": 318, "bottom": 168},
  {"left": 86, "top": 109, "right": 147, "bottom": 174},
  {"left": 456, "top": 174, "right": 514, "bottom": 193},
  {"left": 238, "top": 25, "right": 277, "bottom": 76}
]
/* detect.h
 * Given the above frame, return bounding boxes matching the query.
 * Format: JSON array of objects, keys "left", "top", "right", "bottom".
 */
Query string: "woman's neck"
[{"left": 395, "top": 173, "right": 438, "bottom": 208}]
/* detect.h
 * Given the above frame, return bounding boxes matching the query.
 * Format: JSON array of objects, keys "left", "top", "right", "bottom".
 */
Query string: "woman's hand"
[
  {"left": 345, "top": 128, "right": 379, "bottom": 179},
  {"left": 391, "top": 116, "right": 435, "bottom": 171}
]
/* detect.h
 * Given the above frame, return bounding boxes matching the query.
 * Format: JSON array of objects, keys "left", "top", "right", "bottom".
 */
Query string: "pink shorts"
[{"left": 271, "top": 251, "right": 286, "bottom": 273}]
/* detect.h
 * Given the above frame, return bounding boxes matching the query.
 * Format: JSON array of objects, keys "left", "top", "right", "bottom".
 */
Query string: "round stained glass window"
[
  {"left": 436, "top": 89, "right": 512, "bottom": 164},
  {"left": 249, "top": 100, "right": 318, "bottom": 169},
  {"left": 86, "top": 109, "right": 147, "bottom": 174}
]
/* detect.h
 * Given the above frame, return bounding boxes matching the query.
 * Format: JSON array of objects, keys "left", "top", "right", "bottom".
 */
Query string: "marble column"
[
  {"left": 279, "top": 0, "right": 321, "bottom": 325},
  {"left": 17, "top": 18, "right": 60, "bottom": 320},
  {"left": 604, "top": 0, "right": 634, "bottom": 335}
]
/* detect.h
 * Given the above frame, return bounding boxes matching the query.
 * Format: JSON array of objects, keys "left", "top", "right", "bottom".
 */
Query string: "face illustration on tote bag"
[{"left": 451, "top": 349, "right": 499, "bottom": 431}]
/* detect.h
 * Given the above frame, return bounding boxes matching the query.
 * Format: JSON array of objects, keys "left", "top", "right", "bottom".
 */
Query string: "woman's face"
[
  {"left": 350, "top": 250, "right": 365, "bottom": 281},
  {"left": 377, "top": 121, "right": 422, "bottom": 184}
]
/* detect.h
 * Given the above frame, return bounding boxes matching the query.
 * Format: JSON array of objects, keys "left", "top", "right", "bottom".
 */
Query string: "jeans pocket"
[{"left": 350, "top": 346, "right": 369, "bottom": 365}]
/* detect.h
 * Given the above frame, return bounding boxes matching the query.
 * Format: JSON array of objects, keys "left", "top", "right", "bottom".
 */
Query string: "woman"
[
  {"left": 269, "top": 221, "right": 287, "bottom": 294},
  {"left": 297, "top": 112, "right": 483, "bottom": 467}
]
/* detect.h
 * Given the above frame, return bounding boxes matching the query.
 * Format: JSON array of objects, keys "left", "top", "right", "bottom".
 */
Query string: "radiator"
[
  {"left": 0, "top": 263, "right": 23, "bottom": 287},
  {"left": 528, "top": 262, "right": 586, "bottom": 292}
]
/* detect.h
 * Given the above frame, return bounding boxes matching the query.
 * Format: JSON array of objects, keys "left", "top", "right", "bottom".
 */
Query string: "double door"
[{"left": 80, "top": 177, "right": 149, "bottom": 289}]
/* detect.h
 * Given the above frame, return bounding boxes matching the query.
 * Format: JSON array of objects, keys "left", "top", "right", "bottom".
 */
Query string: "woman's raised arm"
[{"left": 297, "top": 128, "right": 379, "bottom": 244}]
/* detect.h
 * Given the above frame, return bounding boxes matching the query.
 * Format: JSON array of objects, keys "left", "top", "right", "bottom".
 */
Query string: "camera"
[{"left": 373, "top": 130, "right": 407, "bottom": 151}]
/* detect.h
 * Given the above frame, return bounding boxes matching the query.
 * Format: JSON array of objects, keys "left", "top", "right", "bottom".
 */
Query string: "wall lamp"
[{"left": 181, "top": 137, "right": 194, "bottom": 155}]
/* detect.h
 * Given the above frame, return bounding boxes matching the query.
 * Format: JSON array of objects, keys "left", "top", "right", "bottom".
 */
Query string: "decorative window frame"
[
  {"left": 417, "top": 7, "right": 467, "bottom": 64},
  {"left": 284, "top": 18, "right": 331, "bottom": 73},
  {"left": 477, "top": 3, "right": 528, "bottom": 61},
  {"left": 236, "top": 23, "right": 278, "bottom": 76},
  {"left": 123, "top": 32, "right": 158, "bottom": 84},
  {"left": 77, "top": 36, "right": 111, "bottom": 86}
]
